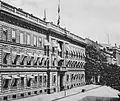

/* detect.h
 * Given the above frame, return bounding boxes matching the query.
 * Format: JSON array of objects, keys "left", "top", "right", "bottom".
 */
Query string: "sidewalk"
[
  {"left": 54, "top": 85, "right": 120, "bottom": 101},
  {"left": 14, "top": 84, "right": 101, "bottom": 101}
]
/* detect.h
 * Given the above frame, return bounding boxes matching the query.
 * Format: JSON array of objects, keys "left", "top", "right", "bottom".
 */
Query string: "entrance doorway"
[{"left": 60, "top": 74, "right": 64, "bottom": 91}]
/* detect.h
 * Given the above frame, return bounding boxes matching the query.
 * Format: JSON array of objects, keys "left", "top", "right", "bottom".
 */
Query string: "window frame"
[
  {"left": 33, "top": 36, "right": 37, "bottom": 47},
  {"left": 26, "top": 33, "right": 31, "bottom": 45},
  {"left": 11, "top": 29, "right": 16, "bottom": 43},
  {"left": 20, "top": 32, "right": 24, "bottom": 44}
]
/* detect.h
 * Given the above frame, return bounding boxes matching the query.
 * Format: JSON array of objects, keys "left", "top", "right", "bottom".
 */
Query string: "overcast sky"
[{"left": 3, "top": 0, "right": 120, "bottom": 46}]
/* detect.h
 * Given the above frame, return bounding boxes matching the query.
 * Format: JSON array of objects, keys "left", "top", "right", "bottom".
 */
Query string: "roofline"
[{"left": 0, "top": 0, "right": 86, "bottom": 45}]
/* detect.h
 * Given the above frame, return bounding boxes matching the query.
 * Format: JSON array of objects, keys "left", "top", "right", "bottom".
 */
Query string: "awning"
[
  {"left": 34, "top": 53, "right": 38, "bottom": 63},
  {"left": 27, "top": 75, "right": 34, "bottom": 79},
  {"left": 3, "top": 75, "right": 11, "bottom": 79},
  {"left": 44, "top": 39, "right": 50, "bottom": 46},
  {"left": 28, "top": 52, "right": 34, "bottom": 57},
  {"left": 12, "top": 75, "right": 20, "bottom": 79},
  {"left": 12, "top": 51, "right": 20, "bottom": 63},
  {"left": 43, "top": 56, "right": 48, "bottom": 64},
  {"left": 39, "top": 56, "right": 44, "bottom": 65},
  {"left": 20, "top": 53, "right": 27, "bottom": 62}
]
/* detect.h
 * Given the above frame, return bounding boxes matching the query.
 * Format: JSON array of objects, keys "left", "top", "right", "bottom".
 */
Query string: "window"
[
  {"left": 33, "top": 76, "right": 38, "bottom": 85},
  {"left": 71, "top": 74, "right": 74, "bottom": 82},
  {"left": 2, "top": 27, "right": 8, "bottom": 41},
  {"left": 12, "top": 30, "right": 16, "bottom": 42},
  {"left": 66, "top": 74, "right": 69, "bottom": 82},
  {"left": 33, "top": 36, "right": 37, "bottom": 47},
  {"left": 27, "top": 34, "right": 30, "bottom": 45},
  {"left": 79, "top": 74, "right": 81, "bottom": 80},
  {"left": 11, "top": 78, "right": 18, "bottom": 87},
  {"left": 38, "top": 37, "right": 42, "bottom": 48},
  {"left": 26, "top": 78, "right": 31, "bottom": 87},
  {"left": 20, "top": 33, "right": 24, "bottom": 44},
  {"left": 12, "top": 53, "right": 20, "bottom": 65},
  {"left": 3, "top": 52, "right": 9, "bottom": 64},
  {"left": 2, "top": 79, "right": 10, "bottom": 89},
  {"left": 20, "top": 77, "right": 24, "bottom": 88},
  {"left": 39, "top": 75, "right": 42, "bottom": 86},
  {"left": 81, "top": 74, "right": 84, "bottom": 80},
  {"left": 52, "top": 75, "right": 56, "bottom": 85},
  {"left": 52, "top": 47, "right": 55, "bottom": 53},
  {"left": 44, "top": 46, "right": 47, "bottom": 55},
  {"left": 43, "top": 75, "right": 47, "bottom": 87}
]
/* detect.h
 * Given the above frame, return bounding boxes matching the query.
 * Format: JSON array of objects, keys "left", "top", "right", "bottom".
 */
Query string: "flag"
[{"left": 57, "top": 0, "right": 60, "bottom": 25}]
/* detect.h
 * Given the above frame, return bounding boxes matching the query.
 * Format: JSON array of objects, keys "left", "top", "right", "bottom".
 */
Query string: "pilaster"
[
  {"left": 0, "top": 74, "right": 2, "bottom": 93},
  {"left": 7, "top": 27, "right": 11, "bottom": 42},
  {"left": 0, "top": 43, "right": 2, "bottom": 66},
  {"left": 0, "top": 24, "right": 2, "bottom": 40}
]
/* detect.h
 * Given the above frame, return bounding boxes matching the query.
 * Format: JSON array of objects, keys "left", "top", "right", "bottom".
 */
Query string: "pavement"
[
  {"left": 54, "top": 85, "right": 120, "bottom": 101},
  {"left": 14, "top": 84, "right": 101, "bottom": 101}
]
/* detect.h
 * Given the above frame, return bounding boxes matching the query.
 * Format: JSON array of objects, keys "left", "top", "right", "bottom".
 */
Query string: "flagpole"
[
  {"left": 57, "top": 0, "right": 60, "bottom": 26},
  {"left": 43, "top": 8, "right": 46, "bottom": 21}
]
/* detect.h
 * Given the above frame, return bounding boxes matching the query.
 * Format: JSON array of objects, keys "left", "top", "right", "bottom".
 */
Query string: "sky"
[{"left": 3, "top": 0, "right": 120, "bottom": 46}]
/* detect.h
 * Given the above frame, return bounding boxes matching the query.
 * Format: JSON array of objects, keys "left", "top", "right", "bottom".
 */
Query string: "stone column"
[{"left": 0, "top": 24, "right": 2, "bottom": 40}]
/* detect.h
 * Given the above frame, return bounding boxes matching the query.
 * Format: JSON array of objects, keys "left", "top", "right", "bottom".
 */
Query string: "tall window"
[
  {"left": 39, "top": 75, "right": 42, "bottom": 87},
  {"left": 2, "top": 27, "right": 8, "bottom": 41},
  {"left": 2, "top": 77, "right": 11, "bottom": 90},
  {"left": 52, "top": 74, "right": 56, "bottom": 85},
  {"left": 27, "top": 34, "right": 30, "bottom": 45},
  {"left": 20, "top": 33, "right": 24, "bottom": 44},
  {"left": 3, "top": 52, "right": 9, "bottom": 64},
  {"left": 34, "top": 36, "right": 37, "bottom": 47},
  {"left": 43, "top": 75, "right": 47, "bottom": 87},
  {"left": 38, "top": 37, "right": 42, "bottom": 48},
  {"left": 12, "top": 30, "right": 16, "bottom": 42},
  {"left": 33, "top": 76, "right": 38, "bottom": 86},
  {"left": 66, "top": 74, "right": 69, "bottom": 82},
  {"left": 11, "top": 78, "right": 18, "bottom": 88},
  {"left": 20, "top": 77, "right": 24, "bottom": 88}
]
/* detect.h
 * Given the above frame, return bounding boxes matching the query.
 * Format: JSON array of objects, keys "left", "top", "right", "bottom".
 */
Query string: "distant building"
[
  {"left": 0, "top": 1, "right": 86, "bottom": 100},
  {"left": 100, "top": 43, "right": 120, "bottom": 66}
]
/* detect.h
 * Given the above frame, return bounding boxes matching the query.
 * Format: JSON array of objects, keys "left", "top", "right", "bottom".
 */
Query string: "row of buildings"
[
  {"left": 0, "top": 1, "right": 86, "bottom": 101},
  {"left": 85, "top": 38, "right": 120, "bottom": 84}
]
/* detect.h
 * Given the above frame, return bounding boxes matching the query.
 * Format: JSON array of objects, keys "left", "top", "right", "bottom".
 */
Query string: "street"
[{"left": 14, "top": 84, "right": 120, "bottom": 101}]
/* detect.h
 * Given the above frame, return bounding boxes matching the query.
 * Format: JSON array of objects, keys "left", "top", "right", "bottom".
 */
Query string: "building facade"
[
  {"left": 100, "top": 44, "right": 120, "bottom": 66},
  {"left": 0, "top": 1, "right": 86, "bottom": 101}
]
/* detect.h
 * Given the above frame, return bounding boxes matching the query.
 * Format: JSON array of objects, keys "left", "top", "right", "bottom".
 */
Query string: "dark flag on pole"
[{"left": 57, "top": 0, "right": 60, "bottom": 26}]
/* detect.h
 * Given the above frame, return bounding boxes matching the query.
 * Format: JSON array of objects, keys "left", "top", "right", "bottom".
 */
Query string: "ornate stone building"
[{"left": 0, "top": 1, "right": 86, "bottom": 101}]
